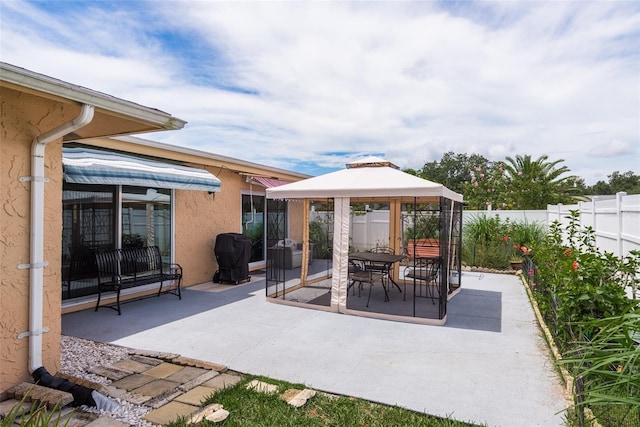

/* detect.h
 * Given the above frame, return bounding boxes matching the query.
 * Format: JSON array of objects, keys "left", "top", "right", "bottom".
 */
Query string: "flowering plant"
[
  {"left": 502, "top": 236, "right": 532, "bottom": 261},
  {"left": 511, "top": 244, "right": 531, "bottom": 259},
  {"left": 528, "top": 210, "right": 636, "bottom": 352}
]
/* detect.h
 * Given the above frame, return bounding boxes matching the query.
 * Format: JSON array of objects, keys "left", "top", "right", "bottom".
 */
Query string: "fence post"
[
  {"left": 558, "top": 203, "right": 563, "bottom": 222},
  {"left": 591, "top": 196, "right": 597, "bottom": 238},
  {"left": 616, "top": 192, "right": 626, "bottom": 258}
]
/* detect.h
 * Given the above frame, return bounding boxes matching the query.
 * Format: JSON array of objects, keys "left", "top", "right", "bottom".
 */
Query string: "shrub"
[
  {"left": 530, "top": 211, "right": 635, "bottom": 351},
  {"left": 527, "top": 210, "right": 640, "bottom": 426},
  {"left": 462, "top": 214, "right": 545, "bottom": 269},
  {"left": 309, "top": 216, "right": 333, "bottom": 259},
  {"left": 559, "top": 309, "right": 640, "bottom": 427}
]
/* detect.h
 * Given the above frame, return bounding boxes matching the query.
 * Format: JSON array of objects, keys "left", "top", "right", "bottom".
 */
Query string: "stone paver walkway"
[{"left": 1, "top": 349, "right": 243, "bottom": 426}]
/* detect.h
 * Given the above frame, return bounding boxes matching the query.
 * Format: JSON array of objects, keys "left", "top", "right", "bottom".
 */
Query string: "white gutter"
[
  {"left": 1, "top": 62, "right": 186, "bottom": 130},
  {"left": 23, "top": 104, "right": 94, "bottom": 373}
]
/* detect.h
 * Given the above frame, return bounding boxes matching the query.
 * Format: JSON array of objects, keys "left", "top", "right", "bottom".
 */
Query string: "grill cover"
[{"left": 214, "top": 233, "right": 251, "bottom": 284}]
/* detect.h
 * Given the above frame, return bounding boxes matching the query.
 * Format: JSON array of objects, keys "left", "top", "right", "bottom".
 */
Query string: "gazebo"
[{"left": 265, "top": 157, "right": 463, "bottom": 324}]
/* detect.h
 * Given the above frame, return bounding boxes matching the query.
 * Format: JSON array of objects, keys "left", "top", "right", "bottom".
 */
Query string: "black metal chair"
[
  {"left": 365, "top": 246, "right": 397, "bottom": 292},
  {"left": 404, "top": 257, "right": 441, "bottom": 304},
  {"left": 348, "top": 259, "right": 386, "bottom": 307}
]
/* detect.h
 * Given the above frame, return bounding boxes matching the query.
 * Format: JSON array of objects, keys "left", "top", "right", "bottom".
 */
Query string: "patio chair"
[
  {"left": 365, "top": 246, "right": 396, "bottom": 292},
  {"left": 404, "top": 257, "right": 441, "bottom": 304},
  {"left": 348, "top": 259, "right": 386, "bottom": 307}
]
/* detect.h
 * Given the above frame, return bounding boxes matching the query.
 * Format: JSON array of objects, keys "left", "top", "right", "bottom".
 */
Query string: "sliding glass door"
[
  {"left": 242, "top": 193, "right": 289, "bottom": 265},
  {"left": 242, "top": 193, "right": 265, "bottom": 263},
  {"left": 62, "top": 183, "right": 173, "bottom": 300},
  {"left": 121, "top": 186, "right": 172, "bottom": 257}
]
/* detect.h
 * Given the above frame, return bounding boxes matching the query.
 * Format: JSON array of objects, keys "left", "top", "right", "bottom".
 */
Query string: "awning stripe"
[
  {"left": 250, "top": 176, "right": 291, "bottom": 188},
  {"left": 63, "top": 147, "right": 221, "bottom": 192}
]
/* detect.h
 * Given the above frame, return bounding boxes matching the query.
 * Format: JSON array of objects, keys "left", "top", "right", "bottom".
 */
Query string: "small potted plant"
[
  {"left": 509, "top": 245, "right": 531, "bottom": 270},
  {"left": 509, "top": 254, "right": 524, "bottom": 270}
]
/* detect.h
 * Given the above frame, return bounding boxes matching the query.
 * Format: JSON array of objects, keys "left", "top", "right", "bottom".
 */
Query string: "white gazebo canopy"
[
  {"left": 266, "top": 156, "right": 462, "bottom": 202},
  {"left": 266, "top": 157, "right": 463, "bottom": 323}
]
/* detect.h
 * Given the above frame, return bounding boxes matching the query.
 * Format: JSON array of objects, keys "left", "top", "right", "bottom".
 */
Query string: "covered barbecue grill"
[{"left": 213, "top": 232, "right": 251, "bottom": 284}]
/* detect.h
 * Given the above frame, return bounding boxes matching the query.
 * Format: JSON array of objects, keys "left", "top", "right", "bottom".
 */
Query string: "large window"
[
  {"left": 122, "top": 186, "right": 171, "bottom": 257},
  {"left": 62, "top": 184, "right": 116, "bottom": 255},
  {"left": 62, "top": 183, "right": 173, "bottom": 300},
  {"left": 242, "top": 193, "right": 289, "bottom": 265},
  {"left": 242, "top": 193, "right": 265, "bottom": 263}
]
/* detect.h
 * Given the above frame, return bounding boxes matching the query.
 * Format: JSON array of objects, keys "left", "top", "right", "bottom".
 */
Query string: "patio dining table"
[{"left": 348, "top": 252, "right": 405, "bottom": 295}]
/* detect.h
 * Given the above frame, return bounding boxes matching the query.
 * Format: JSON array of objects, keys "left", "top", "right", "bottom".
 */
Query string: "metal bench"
[{"left": 94, "top": 246, "right": 182, "bottom": 315}]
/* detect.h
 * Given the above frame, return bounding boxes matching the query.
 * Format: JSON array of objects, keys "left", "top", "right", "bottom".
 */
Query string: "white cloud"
[{"left": 1, "top": 0, "right": 638, "bottom": 184}]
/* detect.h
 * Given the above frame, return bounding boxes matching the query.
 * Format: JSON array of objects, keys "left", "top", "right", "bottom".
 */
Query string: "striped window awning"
[
  {"left": 250, "top": 176, "right": 291, "bottom": 188},
  {"left": 62, "top": 147, "right": 221, "bottom": 192}
]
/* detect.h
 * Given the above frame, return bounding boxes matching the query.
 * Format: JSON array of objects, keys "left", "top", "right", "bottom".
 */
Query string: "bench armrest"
[
  {"left": 164, "top": 262, "right": 183, "bottom": 277},
  {"left": 96, "top": 269, "right": 122, "bottom": 286}
]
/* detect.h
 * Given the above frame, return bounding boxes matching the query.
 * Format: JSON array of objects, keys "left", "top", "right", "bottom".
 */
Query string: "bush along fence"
[
  {"left": 461, "top": 213, "right": 546, "bottom": 270},
  {"left": 522, "top": 210, "right": 640, "bottom": 427}
]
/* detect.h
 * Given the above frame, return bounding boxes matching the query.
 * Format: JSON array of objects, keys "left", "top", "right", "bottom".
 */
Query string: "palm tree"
[{"left": 502, "top": 154, "right": 583, "bottom": 209}]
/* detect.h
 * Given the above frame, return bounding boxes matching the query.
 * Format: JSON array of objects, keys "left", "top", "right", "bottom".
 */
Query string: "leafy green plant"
[
  {"left": 309, "top": 217, "right": 332, "bottom": 259},
  {"left": 243, "top": 221, "right": 264, "bottom": 243},
  {"left": 526, "top": 210, "right": 639, "bottom": 426},
  {"left": 463, "top": 214, "right": 502, "bottom": 245},
  {"left": 462, "top": 214, "right": 509, "bottom": 269},
  {"left": 559, "top": 309, "right": 640, "bottom": 427},
  {"left": 404, "top": 213, "right": 440, "bottom": 242},
  {"left": 461, "top": 214, "right": 544, "bottom": 269},
  {"left": 0, "top": 394, "right": 71, "bottom": 427},
  {"left": 530, "top": 211, "right": 635, "bottom": 352},
  {"left": 506, "top": 220, "right": 546, "bottom": 251}
]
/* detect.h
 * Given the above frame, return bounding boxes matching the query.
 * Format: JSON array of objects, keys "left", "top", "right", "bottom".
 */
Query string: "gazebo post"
[
  {"left": 330, "top": 197, "right": 350, "bottom": 312},
  {"left": 300, "top": 199, "right": 310, "bottom": 284},
  {"left": 389, "top": 199, "right": 402, "bottom": 286}
]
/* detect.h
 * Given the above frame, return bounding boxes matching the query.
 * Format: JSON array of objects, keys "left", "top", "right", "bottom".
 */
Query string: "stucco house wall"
[
  {"left": 174, "top": 168, "right": 247, "bottom": 285},
  {"left": 1, "top": 63, "right": 308, "bottom": 395},
  {"left": 75, "top": 137, "right": 307, "bottom": 289},
  {"left": 1, "top": 86, "right": 66, "bottom": 392}
]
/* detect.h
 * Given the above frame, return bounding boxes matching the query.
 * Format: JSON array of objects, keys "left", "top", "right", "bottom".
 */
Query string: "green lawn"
[{"left": 168, "top": 375, "right": 481, "bottom": 427}]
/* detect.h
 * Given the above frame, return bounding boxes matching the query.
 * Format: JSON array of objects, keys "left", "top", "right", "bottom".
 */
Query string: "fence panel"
[
  {"left": 349, "top": 210, "right": 390, "bottom": 251},
  {"left": 342, "top": 194, "right": 640, "bottom": 258},
  {"left": 546, "top": 192, "right": 640, "bottom": 258},
  {"left": 462, "top": 209, "right": 548, "bottom": 224}
]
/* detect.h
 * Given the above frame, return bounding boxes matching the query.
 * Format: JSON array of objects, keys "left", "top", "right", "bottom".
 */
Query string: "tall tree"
[
  {"left": 410, "top": 152, "right": 588, "bottom": 209},
  {"left": 502, "top": 154, "right": 583, "bottom": 209},
  {"left": 463, "top": 160, "right": 510, "bottom": 209},
  {"left": 405, "top": 152, "right": 489, "bottom": 194},
  {"left": 585, "top": 171, "right": 640, "bottom": 195}
]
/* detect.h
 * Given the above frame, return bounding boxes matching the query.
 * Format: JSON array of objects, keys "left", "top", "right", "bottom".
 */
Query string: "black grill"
[{"left": 213, "top": 233, "right": 252, "bottom": 284}]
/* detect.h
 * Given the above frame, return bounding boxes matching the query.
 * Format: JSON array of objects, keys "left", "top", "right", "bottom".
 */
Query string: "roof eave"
[{"left": 0, "top": 62, "right": 187, "bottom": 131}]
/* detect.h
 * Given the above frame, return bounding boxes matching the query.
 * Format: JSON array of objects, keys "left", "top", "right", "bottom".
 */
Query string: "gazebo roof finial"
[{"left": 346, "top": 156, "right": 399, "bottom": 170}]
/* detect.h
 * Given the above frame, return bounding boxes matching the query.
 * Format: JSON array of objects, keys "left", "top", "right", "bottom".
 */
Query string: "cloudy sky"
[{"left": 1, "top": 1, "right": 638, "bottom": 184}]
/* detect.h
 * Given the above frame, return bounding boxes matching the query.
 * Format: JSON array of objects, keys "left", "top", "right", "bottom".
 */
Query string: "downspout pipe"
[{"left": 28, "top": 104, "right": 94, "bottom": 373}]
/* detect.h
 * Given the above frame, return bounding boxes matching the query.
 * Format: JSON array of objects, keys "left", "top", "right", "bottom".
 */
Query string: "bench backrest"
[
  {"left": 131, "top": 246, "right": 163, "bottom": 274},
  {"left": 95, "top": 249, "right": 121, "bottom": 278},
  {"left": 406, "top": 238, "right": 440, "bottom": 258},
  {"left": 95, "top": 246, "right": 164, "bottom": 278},
  {"left": 65, "top": 246, "right": 97, "bottom": 282}
]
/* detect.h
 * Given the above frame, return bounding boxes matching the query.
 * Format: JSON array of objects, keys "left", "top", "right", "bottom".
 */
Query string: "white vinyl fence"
[
  {"left": 349, "top": 209, "right": 548, "bottom": 251},
  {"left": 350, "top": 210, "right": 391, "bottom": 251},
  {"left": 547, "top": 192, "right": 640, "bottom": 258},
  {"left": 462, "top": 209, "right": 548, "bottom": 225},
  {"left": 313, "top": 193, "right": 640, "bottom": 258}
]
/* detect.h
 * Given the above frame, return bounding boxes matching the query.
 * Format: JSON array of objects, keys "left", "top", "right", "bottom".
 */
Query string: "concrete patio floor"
[{"left": 62, "top": 271, "right": 568, "bottom": 426}]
